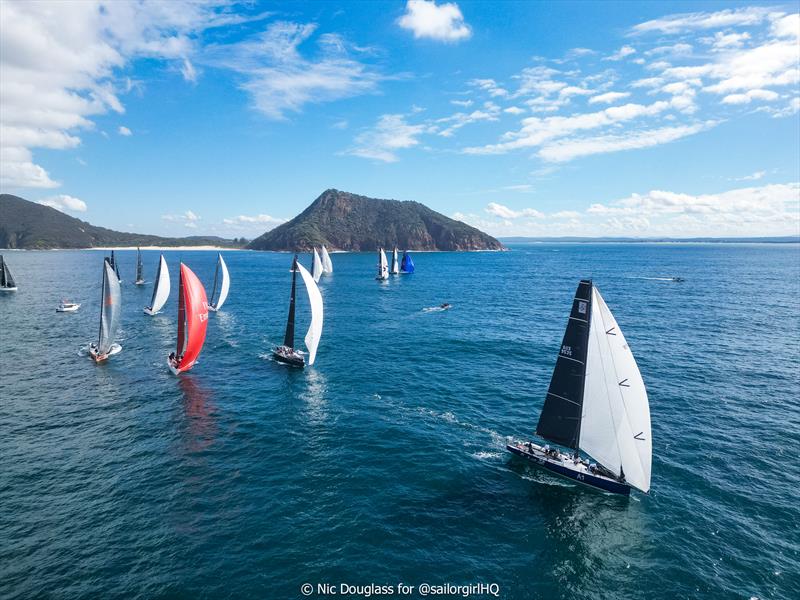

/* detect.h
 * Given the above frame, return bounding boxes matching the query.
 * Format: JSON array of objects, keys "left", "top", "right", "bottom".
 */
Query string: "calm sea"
[{"left": 1, "top": 244, "right": 798, "bottom": 600}]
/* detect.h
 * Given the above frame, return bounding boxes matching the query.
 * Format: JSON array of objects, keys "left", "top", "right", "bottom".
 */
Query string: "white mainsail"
[
  {"left": 580, "top": 286, "right": 652, "bottom": 493},
  {"left": 390, "top": 248, "right": 399, "bottom": 274},
  {"left": 98, "top": 259, "right": 122, "bottom": 354},
  {"left": 211, "top": 253, "right": 230, "bottom": 310},
  {"left": 377, "top": 249, "right": 389, "bottom": 280},
  {"left": 312, "top": 248, "right": 323, "bottom": 282},
  {"left": 147, "top": 254, "right": 171, "bottom": 314},
  {"left": 296, "top": 263, "right": 324, "bottom": 365},
  {"left": 321, "top": 245, "right": 333, "bottom": 274}
]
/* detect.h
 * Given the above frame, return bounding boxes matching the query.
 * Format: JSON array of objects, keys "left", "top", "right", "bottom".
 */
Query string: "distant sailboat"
[
  {"left": 109, "top": 250, "right": 121, "bottom": 282},
  {"left": 507, "top": 280, "right": 652, "bottom": 495},
  {"left": 144, "top": 254, "right": 170, "bottom": 315},
  {"left": 88, "top": 258, "right": 122, "bottom": 362},
  {"left": 311, "top": 248, "right": 323, "bottom": 283},
  {"left": 320, "top": 245, "right": 333, "bottom": 274},
  {"left": 0, "top": 255, "right": 17, "bottom": 291},
  {"left": 390, "top": 248, "right": 400, "bottom": 275},
  {"left": 273, "top": 256, "right": 323, "bottom": 368},
  {"left": 400, "top": 250, "right": 415, "bottom": 274},
  {"left": 376, "top": 248, "right": 389, "bottom": 280},
  {"left": 135, "top": 247, "right": 145, "bottom": 285},
  {"left": 167, "top": 264, "right": 209, "bottom": 375},
  {"left": 207, "top": 253, "right": 230, "bottom": 312}
]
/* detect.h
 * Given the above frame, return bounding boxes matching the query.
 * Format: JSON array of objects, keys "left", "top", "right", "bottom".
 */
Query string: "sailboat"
[
  {"left": 88, "top": 258, "right": 122, "bottom": 362},
  {"left": 273, "top": 255, "right": 323, "bottom": 368},
  {"left": 144, "top": 254, "right": 170, "bottom": 315},
  {"left": 135, "top": 247, "right": 145, "bottom": 285},
  {"left": 109, "top": 250, "right": 121, "bottom": 282},
  {"left": 0, "top": 255, "right": 17, "bottom": 291},
  {"left": 167, "top": 263, "right": 209, "bottom": 375},
  {"left": 400, "top": 250, "right": 415, "bottom": 274},
  {"left": 390, "top": 248, "right": 400, "bottom": 275},
  {"left": 311, "top": 248, "right": 323, "bottom": 283},
  {"left": 320, "top": 245, "right": 333, "bottom": 274},
  {"left": 376, "top": 248, "right": 389, "bottom": 280},
  {"left": 207, "top": 253, "right": 230, "bottom": 312},
  {"left": 507, "top": 279, "right": 652, "bottom": 496}
]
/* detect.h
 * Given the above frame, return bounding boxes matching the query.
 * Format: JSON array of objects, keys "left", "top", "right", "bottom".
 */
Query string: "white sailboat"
[
  {"left": 507, "top": 279, "right": 652, "bottom": 495},
  {"left": 311, "top": 248, "right": 323, "bottom": 283},
  {"left": 320, "top": 245, "right": 333, "bottom": 274},
  {"left": 273, "top": 256, "right": 324, "bottom": 368},
  {"left": 144, "top": 254, "right": 170, "bottom": 315},
  {"left": 207, "top": 253, "right": 230, "bottom": 312},
  {"left": 390, "top": 248, "right": 400, "bottom": 275},
  {"left": 376, "top": 248, "right": 389, "bottom": 280},
  {"left": 88, "top": 258, "right": 122, "bottom": 362}
]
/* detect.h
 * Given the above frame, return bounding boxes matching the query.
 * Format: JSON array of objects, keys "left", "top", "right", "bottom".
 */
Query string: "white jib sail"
[
  {"left": 150, "top": 255, "right": 171, "bottom": 313},
  {"left": 296, "top": 263, "right": 323, "bottom": 365},
  {"left": 312, "top": 248, "right": 323, "bottom": 282},
  {"left": 581, "top": 286, "right": 652, "bottom": 493},
  {"left": 391, "top": 248, "right": 399, "bottom": 274},
  {"left": 215, "top": 254, "right": 230, "bottom": 310},
  {"left": 378, "top": 249, "right": 388, "bottom": 279},
  {"left": 321, "top": 245, "right": 333, "bottom": 274}
]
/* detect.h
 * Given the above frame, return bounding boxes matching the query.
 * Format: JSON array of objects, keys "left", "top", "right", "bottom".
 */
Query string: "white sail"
[
  {"left": 580, "top": 286, "right": 652, "bottom": 493},
  {"left": 321, "top": 245, "right": 333, "bottom": 274},
  {"left": 312, "top": 248, "right": 323, "bottom": 282},
  {"left": 296, "top": 262, "right": 323, "bottom": 365},
  {"left": 390, "top": 248, "right": 399, "bottom": 274},
  {"left": 213, "top": 254, "right": 230, "bottom": 310},
  {"left": 149, "top": 255, "right": 171, "bottom": 314},
  {"left": 377, "top": 249, "right": 389, "bottom": 280}
]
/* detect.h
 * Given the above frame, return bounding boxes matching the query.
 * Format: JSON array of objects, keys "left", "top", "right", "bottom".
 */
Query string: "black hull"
[
  {"left": 273, "top": 348, "right": 305, "bottom": 368},
  {"left": 507, "top": 444, "right": 630, "bottom": 496}
]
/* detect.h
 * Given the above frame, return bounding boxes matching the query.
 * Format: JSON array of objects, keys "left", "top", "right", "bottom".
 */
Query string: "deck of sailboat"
[{"left": 507, "top": 441, "right": 630, "bottom": 495}]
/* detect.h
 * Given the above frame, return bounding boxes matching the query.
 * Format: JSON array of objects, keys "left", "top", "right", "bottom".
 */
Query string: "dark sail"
[
  {"left": 149, "top": 255, "right": 162, "bottom": 309},
  {"left": 536, "top": 279, "right": 593, "bottom": 450},
  {"left": 283, "top": 256, "right": 298, "bottom": 348},
  {"left": 1, "top": 256, "right": 6, "bottom": 287},
  {"left": 176, "top": 267, "right": 187, "bottom": 357},
  {"left": 136, "top": 248, "right": 143, "bottom": 282},
  {"left": 209, "top": 254, "right": 220, "bottom": 305},
  {"left": 2, "top": 256, "right": 16, "bottom": 288},
  {"left": 110, "top": 250, "right": 121, "bottom": 281}
]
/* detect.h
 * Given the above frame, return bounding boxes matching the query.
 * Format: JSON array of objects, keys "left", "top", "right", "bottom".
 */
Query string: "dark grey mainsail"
[
  {"left": 536, "top": 279, "right": 593, "bottom": 450},
  {"left": 136, "top": 247, "right": 143, "bottom": 283},
  {"left": 1, "top": 255, "right": 15, "bottom": 288},
  {"left": 283, "top": 256, "right": 298, "bottom": 348},
  {"left": 110, "top": 250, "right": 121, "bottom": 281},
  {"left": 97, "top": 259, "right": 122, "bottom": 354}
]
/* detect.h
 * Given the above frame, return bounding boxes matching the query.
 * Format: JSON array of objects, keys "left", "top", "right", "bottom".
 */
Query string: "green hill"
[
  {"left": 248, "top": 189, "right": 503, "bottom": 251},
  {"left": 0, "top": 194, "right": 239, "bottom": 249}
]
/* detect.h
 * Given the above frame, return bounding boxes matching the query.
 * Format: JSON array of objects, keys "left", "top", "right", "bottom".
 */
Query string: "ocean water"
[{"left": 1, "top": 244, "right": 798, "bottom": 600}]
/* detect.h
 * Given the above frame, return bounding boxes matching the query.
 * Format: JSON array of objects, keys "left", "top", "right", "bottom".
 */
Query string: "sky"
[{"left": 0, "top": 0, "right": 798, "bottom": 239}]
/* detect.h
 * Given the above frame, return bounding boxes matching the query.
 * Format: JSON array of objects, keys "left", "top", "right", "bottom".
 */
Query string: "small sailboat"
[
  {"left": 0, "top": 255, "right": 18, "bottom": 291},
  {"left": 320, "top": 245, "right": 333, "bottom": 274},
  {"left": 135, "top": 247, "right": 145, "bottom": 285},
  {"left": 109, "top": 250, "right": 121, "bottom": 282},
  {"left": 390, "top": 248, "right": 400, "bottom": 275},
  {"left": 273, "top": 256, "right": 323, "bottom": 368},
  {"left": 56, "top": 300, "right": 81, "bottom": 312},
  {"left": 167, "top": 263, "right": 209, "bottom": 375},
  {"left": 207, "top": 253, "right": 230, "bottom": 312},
  {"left": 507, "top": 280, "right": 652, "bottom": 495},
  {"left": 400, "top": 250, "right": 415, "bottom": 274},
  {"left": 88, "top": 258, "right": 122, "bottom": 362},
  {"left": 311, "top": 248, "right": 323, "bottom": 283},
  {"left": 376, "top": 248, "right": 389, "bottom": 280},
  {"left": 144, "top": 254, "right": 170, "bottom": 315}
]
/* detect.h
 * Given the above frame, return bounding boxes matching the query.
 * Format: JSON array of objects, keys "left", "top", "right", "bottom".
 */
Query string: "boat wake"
[
  {"left": 639, "top": 276, "right": 685, "bottom": 282},
  {"left": 422, "top": 305, "right": 452, "bottom": 313}
]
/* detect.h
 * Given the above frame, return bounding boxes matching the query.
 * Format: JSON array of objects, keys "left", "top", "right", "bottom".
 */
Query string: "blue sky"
[{"left": 1, "top": 0, "right": 798, "bottom": 238}]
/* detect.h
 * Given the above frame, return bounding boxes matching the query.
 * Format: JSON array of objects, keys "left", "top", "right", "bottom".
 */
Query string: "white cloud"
[
  {"left": 604, "top": 45, "right": 636, "bottom": 61},
  {"left": 588, "top": 91, "right": 631, "bottom": 104},
  {"left": 398, "top": 0, "right": 471, "bottom": 42},
  {"left": 504, "top": 106, "right": 525, "bottom": 115},
  {"left": 451, "top": 99, "right": 473, "bottom": 107},
  {"left": 722, "top": 89, "right": 780, "bottom": 104},
  {"left": 347, "top": 114, "right": 427, "bottom": 162},
  {"left": 437, "top": 102, "right": 501, "bottom": 137},
  {"left": 631, "top": 7, "right": 772, "bottom": 35},
  {"left": 470, "top": 78, "right": 508, "bottom": 97},
  {"left": 162, "top": 210, "right": 201, "bottom": 228},
  {"left": 734, "top": 170, "right": 766, "bottom": 181},
  {"left": 485, "top": 202, "right": 544, "bottom": 219},
  {"left": 37, "top": 194, "right": 87, "bottom": 213},
  {"left": 118, "top": 126, "right": 132, "bottom": 136},
  {"left": 223, "top": 214, "right": 284, "bottom": 225}
]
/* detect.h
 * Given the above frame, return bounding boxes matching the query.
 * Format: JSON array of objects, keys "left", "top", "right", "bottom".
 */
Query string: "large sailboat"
[
  {"left": 400, "top": 251, "right": 415, "bottom": 274},
  {"left": 507, "top": 280, "right": 652, "bottom": 496},
  {"left": 135, "top": 247, "right": 145, "bottom": 285},
  {"left": 376, "top": 248, "right": 389, "bottom": 280},
  {"left": 144, "top": 254, "right": 170, "bottom": 315},
  {"left": 320, "top": 245, "right": 333, "bottom": 275},
  {"left": 88, "top": 258, "right": 122, "bottom": 362},
  {"left": 167, "top": 263, "right": 209, "bottom": 375},
  {"left": 109, "top": 250, "right": 121, "bottom": 282},
  {"left": 311, "top": 248, "right": 323, "bottom": 283},
  {"left": 273, "top": 256, "right": 323, "bottom": 368},
  {"left": 207, "top": 253, "right": 230, "bottom": 312},
  {"left": 390, "top": 248, "right": 400, "bottom": 275},
  {"left": 0, "top": 255, "right": 17, "bottom": 291}
]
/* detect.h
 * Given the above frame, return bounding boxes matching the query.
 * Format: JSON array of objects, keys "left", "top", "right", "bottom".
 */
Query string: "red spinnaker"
[{"left": 175, "top": 263, "right": 209, "bottom": 373}]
